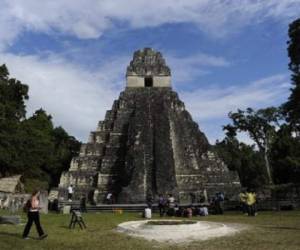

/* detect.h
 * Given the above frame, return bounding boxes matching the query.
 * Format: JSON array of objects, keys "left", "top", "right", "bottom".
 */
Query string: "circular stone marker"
[{"left": 117, "top": 220, "right": 241, "bottom": 243}]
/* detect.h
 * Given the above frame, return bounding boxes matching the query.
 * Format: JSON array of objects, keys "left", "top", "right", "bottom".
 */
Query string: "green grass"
[{"left": 0, "top": 210, "right": 300, "bottom": 250}]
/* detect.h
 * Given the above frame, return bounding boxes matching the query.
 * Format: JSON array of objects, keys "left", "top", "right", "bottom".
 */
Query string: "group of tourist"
[
  {"left": 155, "top": 190, "right": 257, "bottom": 217},
  {"left": 157, "top": 194, "right": 209, "bottom": 218},
  {"left": 157, "top": 194, "right": 175, "bottom": 216},
  {"left": 239, "top": 189, "right": 257, "bottom": 216},
  {"left": 19, "top": 187, "right": 259, "bottom": 240}
]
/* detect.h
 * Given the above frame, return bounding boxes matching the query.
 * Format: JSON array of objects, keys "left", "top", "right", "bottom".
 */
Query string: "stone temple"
[{"left": 58, "top": 48, "right": 240, "bottom": 203}]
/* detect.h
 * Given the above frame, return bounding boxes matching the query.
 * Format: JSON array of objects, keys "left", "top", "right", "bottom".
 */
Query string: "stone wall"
[{"left": 0, "top": 193, "right": 30, "bottom": 212}]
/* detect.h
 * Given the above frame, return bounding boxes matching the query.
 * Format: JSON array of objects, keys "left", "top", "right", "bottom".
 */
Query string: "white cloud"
[
  {"left": 1, "top": 52, "right": 128, "bottom": 141},
  {"left": 179, "top": 74, "right": 290, "bottom": 143},
  {"left": 0, "top": 1, "right": 295, "bottom": 146},
  {"left": 166, "top": 53, "right": 230, "bottom": 84},
  {"left": 1, "top": 0, "right": 300, "bottom": 50},
  {"left": 1, "top": 48, "right": 290, "bottom": 144},
  {"left": 181, "top": 74, "right": 289, "bottom": 121},
  {"left": 0, "top": 49, "right": 230, "bottom": 142}
]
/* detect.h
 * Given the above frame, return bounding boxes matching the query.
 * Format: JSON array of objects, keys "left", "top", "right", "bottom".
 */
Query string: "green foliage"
[
  {"left": 226, "top": 107, "right": 281, "bottom": 152},
  {"left": 0, "top": 64, "right": 80, "bottom": 189},
  {"left": 215, "top": 135, "right": 267, "bottom": 188},
  {"left": 0, "top": 64, "right": 29, "bottom": 176},
  {"left": 271, "top": 125, "right": 300, "bottom": 184},
  {"left": 284, "top": 18, "right": 300, "bottom": 130},
  {"left": 224, "top": 107, "right": 282, "bottom": 184},
  {"left": 49, "top": 126, "right": 81, "bottom": 186},
  {"left": 0, "top": 64, "right": 29, "bottom": 121},
  {"left": 24, "top": 178, "right": 50, "bottom": 193},
  {"left": 219, "top": 17, "right": 300, "bottom": 185}
]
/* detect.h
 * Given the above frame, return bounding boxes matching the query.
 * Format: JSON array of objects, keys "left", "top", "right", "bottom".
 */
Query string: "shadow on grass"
[
  {"left": 0, "top": 231, "right": 22, "bottom": 239},
  {"left": 0, "top": 231, "right": 44, "bottom": 240},
  {"left": 261, "top": 226, "right": 300, "bottom": 231}
]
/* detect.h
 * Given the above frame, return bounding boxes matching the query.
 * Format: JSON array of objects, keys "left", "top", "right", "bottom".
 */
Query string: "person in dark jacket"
[{"left": 158, "top": 194, "right": 166, "bottom": 217}]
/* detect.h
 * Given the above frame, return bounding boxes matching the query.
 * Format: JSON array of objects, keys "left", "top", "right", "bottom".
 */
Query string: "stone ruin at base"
[{"left": 57, "top": 48, "right": 240, "bottom": 203}]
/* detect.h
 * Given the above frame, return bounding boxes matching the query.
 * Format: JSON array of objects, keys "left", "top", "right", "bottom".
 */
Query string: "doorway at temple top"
[{"left": 144, "top": 77, "right": 153, "bottom": 87}]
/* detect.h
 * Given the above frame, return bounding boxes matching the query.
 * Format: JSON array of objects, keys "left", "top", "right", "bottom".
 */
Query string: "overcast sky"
[{"left": 1, "top": 0, "right": 299, "bottom": 144}]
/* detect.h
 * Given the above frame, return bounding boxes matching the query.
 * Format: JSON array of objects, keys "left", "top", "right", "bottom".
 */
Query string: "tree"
[
  {"left": 283, "top": 18, "right": 300, "bottom": 132},
  {"left": 18, "top": 109, "right": 81, "bottom": 190},
  {"left": 49, "top": 126, "right": 81, "bottom": 187},
  {"left": 271, "top": 124, "right": 300, "bottom": 184},
  {"left": 0, "top": 64, "right": 29, "bottom": 177},
  {"left": 0, "top": 64, "right": 29, "bottom": 121},
  {"left": 16, "top": 109, "right": 55, "bottom": 187},
  {"left": 225, "top": 107, "right": 282, "bottom": 184},
  {"left": 0, "top": 64, "right": 80, "bottom": 190},
  {"left": 215, "top": 127, "right": 267, "bottom": 188}
]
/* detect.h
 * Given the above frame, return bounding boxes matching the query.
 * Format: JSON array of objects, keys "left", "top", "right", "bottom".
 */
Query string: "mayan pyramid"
[{"left": 58, "top": 48, "right": 240, "bottom": 203}]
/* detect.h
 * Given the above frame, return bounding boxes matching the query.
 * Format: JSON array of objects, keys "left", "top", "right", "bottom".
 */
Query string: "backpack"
[{"left": 23, "top": 199, "right": 31, "bottom": 213}]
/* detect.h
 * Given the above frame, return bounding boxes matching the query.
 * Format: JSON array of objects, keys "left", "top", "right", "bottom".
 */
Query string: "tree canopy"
[
  {"left": 0, "top": 64, "right": 80, "bottom": 191},
  {"left": 215, "top": 18, "right": 300, "bottom": 188},
  {"left": 224, "top": 107, "right": 282, "bottom": 184},
  {"left": 284, "top": 18, "right": 300, "bottom": 132}
]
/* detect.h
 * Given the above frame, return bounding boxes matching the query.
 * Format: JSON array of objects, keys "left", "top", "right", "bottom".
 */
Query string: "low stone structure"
[
  {"left": 0, "top": 175, "right": 28, "bottom": 212},
  {"left": 0, "top": 175, "right": 49, "bottom": 213},
  {"left": 0, "top": 216, "right": 21, "bottom": 225},
  {"left": 57, "top": 48, "right": 240, "bottom": 203},
  {"left": 0, "top": 175, "right": 24, "bottom": 194}
]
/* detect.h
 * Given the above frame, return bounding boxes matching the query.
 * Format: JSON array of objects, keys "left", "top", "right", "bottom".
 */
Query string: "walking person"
[{"left": 22, "top": 190, "right": 47, "bottom": 240}]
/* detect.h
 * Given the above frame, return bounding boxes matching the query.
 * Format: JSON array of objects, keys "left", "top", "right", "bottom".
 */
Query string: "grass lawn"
[{"left": 0, "top": 210, "right": 300, "bottom": 250}]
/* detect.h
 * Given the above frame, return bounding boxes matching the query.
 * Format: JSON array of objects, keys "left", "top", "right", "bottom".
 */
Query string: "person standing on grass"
[
  {"left": 67, "top": 184, "right": 73, "bottom": 201},
  {"left": 239, "top": 189, "right": 248, "bottom": 215},
  {"left": 80, "top": 195, "right": 87, "bottom": 213},
  {"left": 246, "top": 189, "right": 257, "bottom": 216},
  {"left": 158, "top": 194, "right": 166, "bottom": 217},
  {"left": 106, "top": 192, "right": 113, "bottom": 204},
  {"left": 214, "top": 192, "right": 224, "bottom": 215},
  {"left": 167, "top": 194, "right": 175, "bottom": 216},
  {"left": 22, "top": 190, "right": 47, "bottom": 240}
]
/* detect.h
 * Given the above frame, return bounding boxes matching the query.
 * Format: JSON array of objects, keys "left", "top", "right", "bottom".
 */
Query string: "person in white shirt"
[
  {"left": 167, "top": 194, "right": 175, "bottom": 216},
  {"left": 68, "top": 185, "right": 73, "bottom": 201},
  {"left": 106, "top": 192, "right": 113, "bottom": 204}
]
